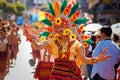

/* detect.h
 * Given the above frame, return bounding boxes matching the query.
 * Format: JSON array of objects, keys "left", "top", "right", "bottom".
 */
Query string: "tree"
[{"left": 0, "top": 0, "right": 25, "bottom": 15}]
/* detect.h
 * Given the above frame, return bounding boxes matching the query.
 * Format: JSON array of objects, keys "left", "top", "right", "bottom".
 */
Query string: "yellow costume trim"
[{"left": 70, "top": 39, "right": 83, "bottom": 66}]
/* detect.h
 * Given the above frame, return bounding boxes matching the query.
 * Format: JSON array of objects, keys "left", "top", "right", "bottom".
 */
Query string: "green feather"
[
  {"left": 40, "top": 31, "right": 50, "bottom": 37},
  {"left": 74, "top": 18, "right": 89, "bottom": 25},
  {"left": 83, "top": 39, "right": 94, "bottom": 45},
  {"left": 61, "top": 0, "right": 67, "bottom": 13},
  {"left": 35, "top": 26, "right": 38, "bottom": 29},
  {"left": 48, "top": 2, "right": 55, "bottom": 16},
  {"left": 41, "top": 18, "right": 53, "bottom": 26},
  {"left": 68, "top": 3, "right": 79, "bottom": 17}
]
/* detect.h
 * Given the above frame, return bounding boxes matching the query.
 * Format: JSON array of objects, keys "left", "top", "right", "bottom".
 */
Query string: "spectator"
[
  {"left": 112, "top": 33, "right": 120, "bottom": 43},
  {"left": 112, "top": 33, "right": 120, "bottom": 79},
  {"left": 16, "top": 13, "right": 27, "bottom": 26},
  {"left": 10, "top": 13, "right": 16, "bottom": 23},
  {"left": 95, "top": 35, "right": 101, "bottom": 45},
  {"left": 112, "top": 33, "right": 120, "bottom": 47},
  {"left": 16, "top": 15, "right": 24, "bottom": 26},
  {"left": 86, "top": 35, "right": 96, "bottom": 80},
  {"left": 0, "top": 23, "right": 10, "bottom": 80},
  {"left": 29, "top": 13, "right": 39, "bottom": 24},
  {"left": 116, "top": 58, "right": 120, "bottom": 80},
  {"left": 91, "top": 26, "right": 120, "bottom": 80},
  {"left": 94, "top": 31, "right": 101, "bottom": 45}
]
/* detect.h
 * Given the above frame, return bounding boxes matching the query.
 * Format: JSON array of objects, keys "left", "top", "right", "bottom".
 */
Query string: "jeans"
[{"left": 92, "top": 73, "right": 106, "bottom": 80}]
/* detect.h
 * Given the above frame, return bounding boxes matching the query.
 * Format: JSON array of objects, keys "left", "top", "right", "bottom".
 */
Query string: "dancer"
[
  {"left": 0, "top": 20, "right": 11, "bottom": 80},
  {"left": 29, "top": 0, "right": 111, "bottom": 80}
]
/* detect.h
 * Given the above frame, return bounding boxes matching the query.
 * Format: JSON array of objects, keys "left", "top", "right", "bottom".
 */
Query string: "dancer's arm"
[
  {"left": 31, "top": 40, "right": 50, "bottom": 50},
  {"left": 77, "top": 46, "right": 111, "bottom": 64}
]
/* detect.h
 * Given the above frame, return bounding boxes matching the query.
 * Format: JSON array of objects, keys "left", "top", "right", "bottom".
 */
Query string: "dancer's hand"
[{"left": 97, "top": 47, "right": 111, "bottom": 62}]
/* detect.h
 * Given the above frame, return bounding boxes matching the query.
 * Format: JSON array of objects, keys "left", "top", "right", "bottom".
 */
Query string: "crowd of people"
[
  {"left": 0, "top": 0, "right": 120, "bottom": 80},
  {"left": 0, "top": 17, "right": 21, "bottom": 80}
]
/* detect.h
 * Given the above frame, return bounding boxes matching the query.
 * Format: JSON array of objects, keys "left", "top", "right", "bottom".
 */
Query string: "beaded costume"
[{"left": 32, "top": 0, "right": 89, "bottom": 80}]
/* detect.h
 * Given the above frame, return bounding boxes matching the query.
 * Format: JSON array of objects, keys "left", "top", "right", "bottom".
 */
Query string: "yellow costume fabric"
[
  {"left": 48, "top": 39, "right": 59, "bottom": 58},
  {"left": 70, "top": 39, "right": 83, "bottom": 67},
  {"left": 48, "top": 38, "right": 82, "bottom": 67}
]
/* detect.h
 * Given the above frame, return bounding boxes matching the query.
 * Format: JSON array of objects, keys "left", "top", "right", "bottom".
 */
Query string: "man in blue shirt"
[
  {"left": 29, "top": 13, "right": 39, "bottom": 24},
  {"left": 16, "top": 16, "right": 24, "bottom": 26},
  {"left": 91, "top": 26, "right": 120, "bottom": 80}
]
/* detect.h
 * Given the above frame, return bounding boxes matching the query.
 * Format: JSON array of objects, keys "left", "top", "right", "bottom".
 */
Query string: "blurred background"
[{"left": 0, "top": 0, "right": 120, "bottom": 24}]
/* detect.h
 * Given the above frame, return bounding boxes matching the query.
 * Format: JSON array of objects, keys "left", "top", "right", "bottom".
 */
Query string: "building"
[
  {"left": 87, "top": 0, "right": 120, "bottom": 25},
  {"left": 78, "top": 0, "right": 120, "bottom": 25}
]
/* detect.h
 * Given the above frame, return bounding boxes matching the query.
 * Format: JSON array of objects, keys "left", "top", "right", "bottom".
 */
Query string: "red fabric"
[
  {"left": 0, "top": 51, "right": 7, "bottom": 60},
  {"left": 34, "top": 61, "right": 54, "bottom": 79},
  {"left": 50, "top": 58, "right": 82, "bottom": 80},
  {"left": 0, "top": 52, "right": 7, "bottom": 72}
]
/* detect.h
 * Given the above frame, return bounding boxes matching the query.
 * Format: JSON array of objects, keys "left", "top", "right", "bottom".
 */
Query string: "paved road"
[{"left": 5, "top": 30, "right": 36, "bottom": 80}]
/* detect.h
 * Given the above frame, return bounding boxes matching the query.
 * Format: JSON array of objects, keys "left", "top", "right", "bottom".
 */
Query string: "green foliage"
[
  {"left": 0, "top": 1, "right": 7, "bottom": 12},
  {"left": 15, "top": 3, "right": 25, "bottom": 14},
  {"left": 7, "top": 3, "right": 14, "bottom": 13},
  {"left": 0, "top": 1, "right": 25, "bottom": 14},
  {"left": 0, "top": 0, "right": 6, "bottom": 8}
]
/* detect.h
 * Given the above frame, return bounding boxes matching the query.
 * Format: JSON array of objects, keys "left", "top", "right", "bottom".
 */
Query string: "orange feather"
[{"left": 53, "top": 0, "right": 61, "bottom": 17}]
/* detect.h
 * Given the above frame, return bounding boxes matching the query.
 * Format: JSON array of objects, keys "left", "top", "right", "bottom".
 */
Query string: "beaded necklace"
[{"left": 56, "top": 39, "right": 71, "bottom": 59}]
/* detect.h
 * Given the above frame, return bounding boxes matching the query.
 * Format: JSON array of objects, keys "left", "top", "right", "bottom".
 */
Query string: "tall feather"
[
  {"left": 53, "top": 0, "right": 61, "bottom": 17},
  {"left": 70, "top": 10, "right": 81, "bottom": 22},
  {"left": 48, "top": 2, "right": 55, "bottom": 16},
  {"left": 63, "top": 4, "right": 72, "bottom": 15},
  {"left": 68, "top": 3, "right": 79, "bottom": 17},
  {"left": 60, "top": 0, "right": 67, "bottom": 13},
  {"left": 45, "top": 12, "right": 54, "bottom": 21}
]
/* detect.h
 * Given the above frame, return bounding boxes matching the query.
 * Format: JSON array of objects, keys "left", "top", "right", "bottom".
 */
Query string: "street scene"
[
  {"left": 0, "top": 0, "right": 120, "bottom": 80},
  {"left": 5, "top": 30, "right": 35, "bottom": 80}
]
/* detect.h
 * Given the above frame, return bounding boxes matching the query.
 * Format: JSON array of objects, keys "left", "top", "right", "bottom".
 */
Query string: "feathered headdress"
[{"left": 39, "top": 0, "right": 89, "bottom": 42}]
